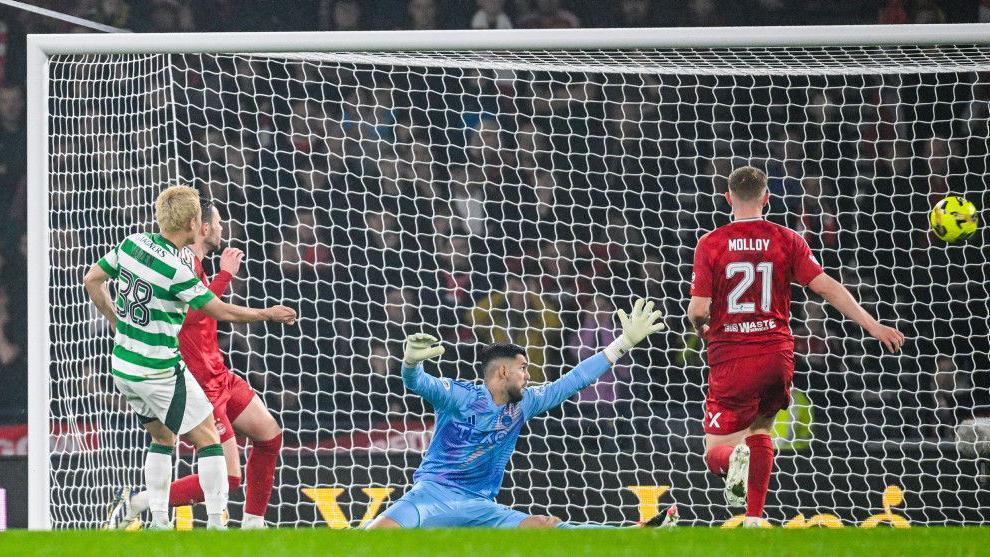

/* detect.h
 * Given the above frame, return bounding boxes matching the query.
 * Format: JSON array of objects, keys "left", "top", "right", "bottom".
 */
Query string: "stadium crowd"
[{"left": 2, "top": 0, "right": 989, "bottom": 459}]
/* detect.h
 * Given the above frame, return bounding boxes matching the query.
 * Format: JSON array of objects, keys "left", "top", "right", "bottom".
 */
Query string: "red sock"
[
  {"left": 244, "top": 433, "right": 281, "bottom": 517},
  {"left": 168, "top": 474, "right": 242, "bottom": 507},
  {"left": 169, "top": 474, "right": 204, "bottom": 507},
  {"left": 745, "top": 434, "right": 774, "bottom": 518},
  {"left": 705, "top": 445, "right": 734, "bottom": 476}
]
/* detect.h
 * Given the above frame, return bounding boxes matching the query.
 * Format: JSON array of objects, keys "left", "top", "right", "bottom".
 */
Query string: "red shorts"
[
  {"left": 704, "top": 350, "right": 794, "bottom": 435},
  {"left": 204, "top": 373, "right": 257, "bottom": 443}
]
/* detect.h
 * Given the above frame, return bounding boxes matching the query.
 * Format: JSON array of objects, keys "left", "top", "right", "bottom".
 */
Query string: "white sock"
[
  {"left": 196, "top": 445, "right": 229, "bottom": 527},
  {"left": 242, "top": 513, "right": 266, "bottom": 529},
  {"left": 145, "top": 444, "right": 174, "bottom": 525},
  {"left": 126, "top": 490, "right": 150, "bottom": 520}
]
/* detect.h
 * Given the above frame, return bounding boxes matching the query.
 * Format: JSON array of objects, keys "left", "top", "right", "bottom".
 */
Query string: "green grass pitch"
[{"left": 1, "top": 528, "right": 989, "bottom": 557}]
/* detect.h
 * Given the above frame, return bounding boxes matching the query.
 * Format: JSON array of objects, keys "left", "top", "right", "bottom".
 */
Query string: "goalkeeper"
[{"left": 368, "top": 299, "right": 676, "bottom": 529}]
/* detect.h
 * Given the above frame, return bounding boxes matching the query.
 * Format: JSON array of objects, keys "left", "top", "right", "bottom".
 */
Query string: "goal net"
[{"left": 37, "top": 31, "right": 990, "bottom": 528}]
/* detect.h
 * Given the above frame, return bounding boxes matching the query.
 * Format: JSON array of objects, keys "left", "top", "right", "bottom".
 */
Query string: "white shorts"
[{"left": 112, "top": 363, "right": 213, "bottom": 435}]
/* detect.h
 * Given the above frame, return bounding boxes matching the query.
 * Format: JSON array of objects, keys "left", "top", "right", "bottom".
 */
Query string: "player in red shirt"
[
  {"left": 687, "top": 167, "right": 905, "bottom": 527},
  {"left": 111, "top": 200, "right": 283, "bottom": 529}
]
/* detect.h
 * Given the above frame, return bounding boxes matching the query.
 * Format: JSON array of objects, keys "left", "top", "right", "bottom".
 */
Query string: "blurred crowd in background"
[{"left": 3, "top": 1, "right": 990, "bottom": 455}]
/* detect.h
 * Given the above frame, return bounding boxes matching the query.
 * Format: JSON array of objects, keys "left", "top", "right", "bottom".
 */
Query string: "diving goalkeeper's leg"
[{"left": 369, "top": 482, "right": 678, "bottom": 529}]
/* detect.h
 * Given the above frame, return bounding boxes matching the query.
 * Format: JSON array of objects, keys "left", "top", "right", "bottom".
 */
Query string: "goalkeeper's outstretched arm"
[
  {"left": 399, "top": 333, "right": 474, "bottom": 412},
  {"left": 522, "top": 298, "right": 666, "bottom": 419}
]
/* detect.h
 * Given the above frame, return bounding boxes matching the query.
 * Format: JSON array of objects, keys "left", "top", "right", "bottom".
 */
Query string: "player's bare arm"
[
  {"left": 687, "top": 296, "right": 711, "bottom": 337},
  {"left": 806, "top": 273, "right": 905, "bottom": 353},
  {"left": 200, "top": 297, "right": 297, "bottom": 325},
  {"left": 82, "top": 263, "right": 117, "bottom": 330}
]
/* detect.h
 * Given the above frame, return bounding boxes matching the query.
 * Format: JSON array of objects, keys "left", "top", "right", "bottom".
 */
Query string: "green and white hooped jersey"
[{"left": 97, "top": 232, "right": 216, "bottom": 381}]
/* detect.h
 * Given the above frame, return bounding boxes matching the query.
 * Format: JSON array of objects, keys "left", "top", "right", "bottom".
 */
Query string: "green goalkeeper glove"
[
  {"left": 603, "top": 298, "right": 666, "bottom": 362},
  {"left": 403, "top": 333, "right": 446, "bottom": 367}
]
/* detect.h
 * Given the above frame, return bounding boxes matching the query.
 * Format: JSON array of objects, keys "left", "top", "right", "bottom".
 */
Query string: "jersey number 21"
[{"left": 725, "top": 261, "right": 773, "bottom": 314}]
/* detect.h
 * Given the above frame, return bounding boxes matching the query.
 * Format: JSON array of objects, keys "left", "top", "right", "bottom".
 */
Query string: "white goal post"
[{"left": 27, "top": 24, "right": 990, "bottom": 530}]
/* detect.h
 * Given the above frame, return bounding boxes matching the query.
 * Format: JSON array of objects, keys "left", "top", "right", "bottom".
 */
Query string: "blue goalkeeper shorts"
[{"left": 376, "top": 481, "right": 529, "bottom": 528}]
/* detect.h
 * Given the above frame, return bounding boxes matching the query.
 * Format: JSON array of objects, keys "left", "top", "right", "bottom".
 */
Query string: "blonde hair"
[
  {"left": 727, "top": 166, "right": 768, "bottom": 202},
  {"left": 155, "top": 185, "right": 202, "bottom": 235}
]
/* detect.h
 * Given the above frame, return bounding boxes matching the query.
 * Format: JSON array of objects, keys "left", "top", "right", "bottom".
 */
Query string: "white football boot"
[
  {"left": 724, "top": 443, "right": 750, "bottom": 508},
  {"left": 104, "top": 486, "right": 141, "bottom": 530}
]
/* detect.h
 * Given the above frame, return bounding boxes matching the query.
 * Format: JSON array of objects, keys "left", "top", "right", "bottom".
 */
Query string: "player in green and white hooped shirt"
[{"left": 83, "top": 185, "right": 297, "bottom": 529}]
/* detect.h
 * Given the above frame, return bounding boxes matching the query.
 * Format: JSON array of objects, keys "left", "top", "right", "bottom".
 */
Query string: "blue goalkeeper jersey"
[{"left": 401, "top": 352, "right": 613, "bottom": 500}]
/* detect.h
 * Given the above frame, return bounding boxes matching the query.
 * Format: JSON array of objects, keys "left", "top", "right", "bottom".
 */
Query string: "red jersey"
[
  {"left": 691, "top": 218, "right": 824, "bottom": 366},
  {"left": 178, "top": 251, "right": 234, "bottom": 400}
]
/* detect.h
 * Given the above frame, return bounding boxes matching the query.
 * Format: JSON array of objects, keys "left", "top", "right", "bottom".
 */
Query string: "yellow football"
[{"left": 930, "top": 196, "right": 978, "bottom": 243}]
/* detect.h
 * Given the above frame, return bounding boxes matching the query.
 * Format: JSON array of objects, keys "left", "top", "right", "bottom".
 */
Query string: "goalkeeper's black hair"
[{"left": 478, "top": 344, "right": 527, "bottom": 378}]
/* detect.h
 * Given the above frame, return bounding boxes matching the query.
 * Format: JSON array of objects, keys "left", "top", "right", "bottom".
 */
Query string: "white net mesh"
[{"left": 47, "top": 43, "right": 990, "bottom": 528}]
